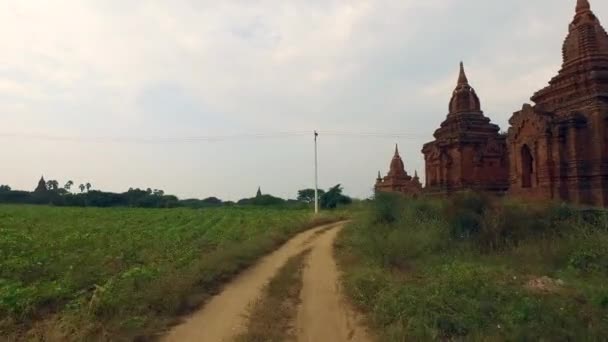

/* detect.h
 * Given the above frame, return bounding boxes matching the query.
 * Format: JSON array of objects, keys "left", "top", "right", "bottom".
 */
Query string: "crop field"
[{"left": 0, "top": 205, "right": 343, "bottom": 340}]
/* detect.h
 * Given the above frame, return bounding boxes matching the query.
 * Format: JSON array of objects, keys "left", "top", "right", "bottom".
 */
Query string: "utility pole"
[{"left": 314, "top": 130, "right": 319, "bottom": 214}]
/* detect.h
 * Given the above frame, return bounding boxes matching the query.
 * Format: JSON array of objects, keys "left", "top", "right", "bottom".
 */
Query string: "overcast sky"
[{"left": 0, "top": 0, "right": 606, "bottom": 200}]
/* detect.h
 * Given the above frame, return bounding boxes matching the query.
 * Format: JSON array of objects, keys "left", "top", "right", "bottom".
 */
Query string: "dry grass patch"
[{"left": 236, "top": 249, "right": 311, "bottom": 342}]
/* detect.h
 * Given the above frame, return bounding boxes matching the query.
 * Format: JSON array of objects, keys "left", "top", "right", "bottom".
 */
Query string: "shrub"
[
  {"left": 372, "top": 192, "right": 403, "bottom": 224},
  {"left": 444, "top": 191, "right": 493, "bottom": 240},
  {"left": 337, "top": 194, "right": 608, "bottom": 340}
]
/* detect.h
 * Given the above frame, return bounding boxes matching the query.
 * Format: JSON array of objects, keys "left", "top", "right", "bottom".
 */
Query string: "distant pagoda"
[
  {"left": 35, "top": 176, "right": 48, "bottom": 193},
  {"left": 375, "top": 144, "right": 422, "bottom": 197}
]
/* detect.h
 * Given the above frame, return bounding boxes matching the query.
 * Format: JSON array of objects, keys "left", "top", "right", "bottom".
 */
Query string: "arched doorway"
[{"left": 521, "top": 144, "right": 533, "bottom": 188}]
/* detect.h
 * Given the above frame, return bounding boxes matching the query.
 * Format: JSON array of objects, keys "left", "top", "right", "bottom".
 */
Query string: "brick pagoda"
[
  {"left": 507, "top": 0, "right": 608, "bottom": 206},
  {"left": 34, "top": 176, "right": 47, "bottom": 193},
  {"left": 422, "top": 62, "right": 509, "bottom": 195},
  {"left": 375, "top": 145, "right": 422, "bottom": 196}
]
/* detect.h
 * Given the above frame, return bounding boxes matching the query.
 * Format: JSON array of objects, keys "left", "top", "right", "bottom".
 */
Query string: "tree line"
[{"left": 0, "top": 180, "right": 352, "bottom": 209}]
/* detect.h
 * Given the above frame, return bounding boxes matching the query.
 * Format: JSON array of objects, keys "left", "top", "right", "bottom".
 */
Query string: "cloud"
[{"left": 0, "top": 0, "right": 606, "bottom": 200}]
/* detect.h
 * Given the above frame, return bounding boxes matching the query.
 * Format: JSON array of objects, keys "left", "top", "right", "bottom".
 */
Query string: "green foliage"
[
  {"left": 237, "top": 194, "right": 286, "bottom": 206},
  {"left": 0, "top": 205, "right": 345, "bottom": 340},
  {"left": 320, "top": 184, "right": 352, "bottom": 209},
  {"left": 296, "top": 188, "right": 325, "bottom": 204},
  {"left": 371, "top": 192, "right": 403, "bottom": 224},
  {"left": 0, "top": 181, "right": 355, "bottom": 211},
  {"left": 336, "top": 195, "right": 608, "bottom": 340},
  {"left": 46, "top": 180, "right": 59, "bottom": 191},
  {"left": 444, "top": 191, "right": 492, "bottom": 239}
]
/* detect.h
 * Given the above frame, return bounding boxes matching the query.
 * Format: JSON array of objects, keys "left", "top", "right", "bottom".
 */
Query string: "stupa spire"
[
  {"left": 576, "top": 0, "right": 591, "bottom": 13},
  {"left": 457, "top": 61, "right": 469, "bottom": 85},
  {"left": 449, "top": 61, "right": 481, "bottom": 114},
  {"left": 35, "top": 175, "right": 48, "bottom": 193},
  {"left": 561, "top": 0, "right": 608, "bottom": 65},
  {"left": 394, "top": 144, "right": 400, "bottom": 156}
]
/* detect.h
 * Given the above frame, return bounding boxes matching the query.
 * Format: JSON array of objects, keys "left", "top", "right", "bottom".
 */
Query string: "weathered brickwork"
[
  {"left": 507, "top": 0, "right": 608, "bottom": 206},
  {"left": 375, "top": 145, "right": 422, "bottom": 197},
  {"left": 377, "top": 0, "right": 608, "bottom": 206},
  {"left": 421, "top": 63, "right": 509, "bottom": 196}
]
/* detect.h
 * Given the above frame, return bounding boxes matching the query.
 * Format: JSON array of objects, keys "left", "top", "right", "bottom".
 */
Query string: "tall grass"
[{"left": 336, "top": 192, "right": 608, "bottom": 340}]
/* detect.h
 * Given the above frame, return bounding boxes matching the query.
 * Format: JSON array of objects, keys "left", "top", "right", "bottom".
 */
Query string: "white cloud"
[{"left": 0, "top": 0, "right": 606, "bottom": 199}]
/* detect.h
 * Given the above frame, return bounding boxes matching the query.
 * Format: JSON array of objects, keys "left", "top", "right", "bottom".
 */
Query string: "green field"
[
  {"left": 337, "top": 193, "right": 608, "bottom": 340},
  {"left": 0, "top": 205, "right": 343, "bottom": 340}
]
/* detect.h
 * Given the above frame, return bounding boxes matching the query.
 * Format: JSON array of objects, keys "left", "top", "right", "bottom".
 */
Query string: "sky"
[{"left": 1, "top": 0, "right": 607, "bottom": 201}]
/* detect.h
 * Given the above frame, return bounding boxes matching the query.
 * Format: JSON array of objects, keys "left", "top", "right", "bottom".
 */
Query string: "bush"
[
  {"left": 372, "top": 192, "right": 403, "bottom": 224},
  {"left": 444, "top": 191, "right": 493, "bottom": 240},
  {"left": 337, "top": 194, "right": 608, "bottom": 340}
]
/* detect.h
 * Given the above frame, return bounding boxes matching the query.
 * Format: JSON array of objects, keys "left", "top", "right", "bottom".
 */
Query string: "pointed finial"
[
  {"left": 414, "top": 170, "right": 419, "bottom": 178},
  {"left": 394, "top": 144, "right": 400, "bottom": 156},
  {"left": 577, "top": 0, "right": 591, "bottom": 13},
  {"left": 457, "top": 61, "right": 469, "bottom": 85},
  {"left": 377, "top": 171, "right": 382, "bottom": 180}
]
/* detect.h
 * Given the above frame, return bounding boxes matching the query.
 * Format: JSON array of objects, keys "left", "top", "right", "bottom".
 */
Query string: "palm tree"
[
  {"left": 85, "top": 183, "right": 91, "bottom": 192},
  {"left": 46, "top": 180, "right": 59, "bottom": 191},
  {"left": 79, "top": 184, "right": 85, "bottom": 193},
  {"left": 64, "top": 180, "right": 74, "bottom": 191}
]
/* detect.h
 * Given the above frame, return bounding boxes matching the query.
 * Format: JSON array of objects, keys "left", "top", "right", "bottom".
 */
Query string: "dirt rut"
[
  {"left": 295, "top": 224, "right": 371, "bottom": 342},
  {"left": 163, "top": 221, "right": 369, "bottom": 342}
]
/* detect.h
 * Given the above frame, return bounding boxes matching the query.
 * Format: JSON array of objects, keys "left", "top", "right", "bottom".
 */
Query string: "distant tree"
[
  {"left": 297, "top": 188, "right": 326, "bottom": 204},
  {"left": 64, "top": 180, "right": 74, "bottom": 191},
  {"left": 202, "top": 197, "right": 222, "bottom": 205},
  {"left": 85, "top": 183, "right": 92, "bottom": 192},
  {"left": 320, "top": 184, "right": 352, "bottom": 209},
  {"left": 146, "top": 188, "right": 152, "bottom": 195},
  {"left": 0, "top": 185, "right": 11, "bottom": 192},
  {"left": 238, "top": 194, "right": 285, "bottom": 206},
  {"left": 79, "top": 184, "right": 86, "bottom": 193},
  {"left": 46, "top": 180, "right": 59, "bottom": 191},
  {"left": 153, "top": 189, "right": 165, "bottom": 196}
]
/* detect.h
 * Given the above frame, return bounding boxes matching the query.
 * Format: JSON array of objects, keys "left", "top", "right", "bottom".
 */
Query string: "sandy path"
[
  {"left": 296, "top": 224, "right": 371, "bottom": 342},
  {"left": 162, "top": 221, "right": 345, "bottom": 342}
]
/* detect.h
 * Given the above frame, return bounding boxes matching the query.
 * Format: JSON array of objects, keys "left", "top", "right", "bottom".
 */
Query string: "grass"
[
  {"left": 0, "top": 205, "right": 346, "bottom": 341},
  {"left": 336, "top": 193, "right": 608, "bottom": 340},
  {"left": 236, "top": 249, "right": 310, "bottom": 342}
]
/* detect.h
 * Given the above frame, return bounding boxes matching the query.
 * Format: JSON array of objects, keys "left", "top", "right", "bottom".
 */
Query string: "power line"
[{"left": 0, "top": 130, "right": 430, "bottom": 144}]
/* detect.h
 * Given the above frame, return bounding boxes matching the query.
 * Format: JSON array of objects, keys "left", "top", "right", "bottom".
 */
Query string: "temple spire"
[
  {"left": 449, "top": 61, "right": 481, "bottom": 114},
  {"left": 35, "top": 175, "right": 48, "bottom": 193},
  {"left": 377, "top": 171, "right": 382, "bottom": 181},
  {"left": 457, "top": 61, "right": 469, "bottom": 85},
  {"left": 394, "top": 144, "right": 400, "bottom": 156},
  {"left": 576, "top": 0, "right": 591, "bottom": 13}
]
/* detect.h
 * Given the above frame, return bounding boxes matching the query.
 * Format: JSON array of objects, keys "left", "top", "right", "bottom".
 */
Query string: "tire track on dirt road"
[
  {"left": 164, "top": 221, "right": 369, "bottom": 342},
  {"left": 295, "top": 224, "right": 371, "bottom": 342}
]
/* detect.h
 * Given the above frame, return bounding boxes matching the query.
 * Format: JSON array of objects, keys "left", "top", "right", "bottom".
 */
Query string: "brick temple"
[
  {"left": 507, "top": 0, "right": 608, "bottom": 206},
  {"left": 374, "top": 0, "right": 608, "bottom": 207},
  {"left": 420, "top": 62, "right": 509, "bottom": 195},
  {"left": 375, "top": 145, "right": 422, "bottom": 197}
]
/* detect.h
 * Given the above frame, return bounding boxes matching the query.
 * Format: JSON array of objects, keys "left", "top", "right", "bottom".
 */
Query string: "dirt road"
[{"left": 163, "top": 221, "right": 371, "bottom": 342}]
